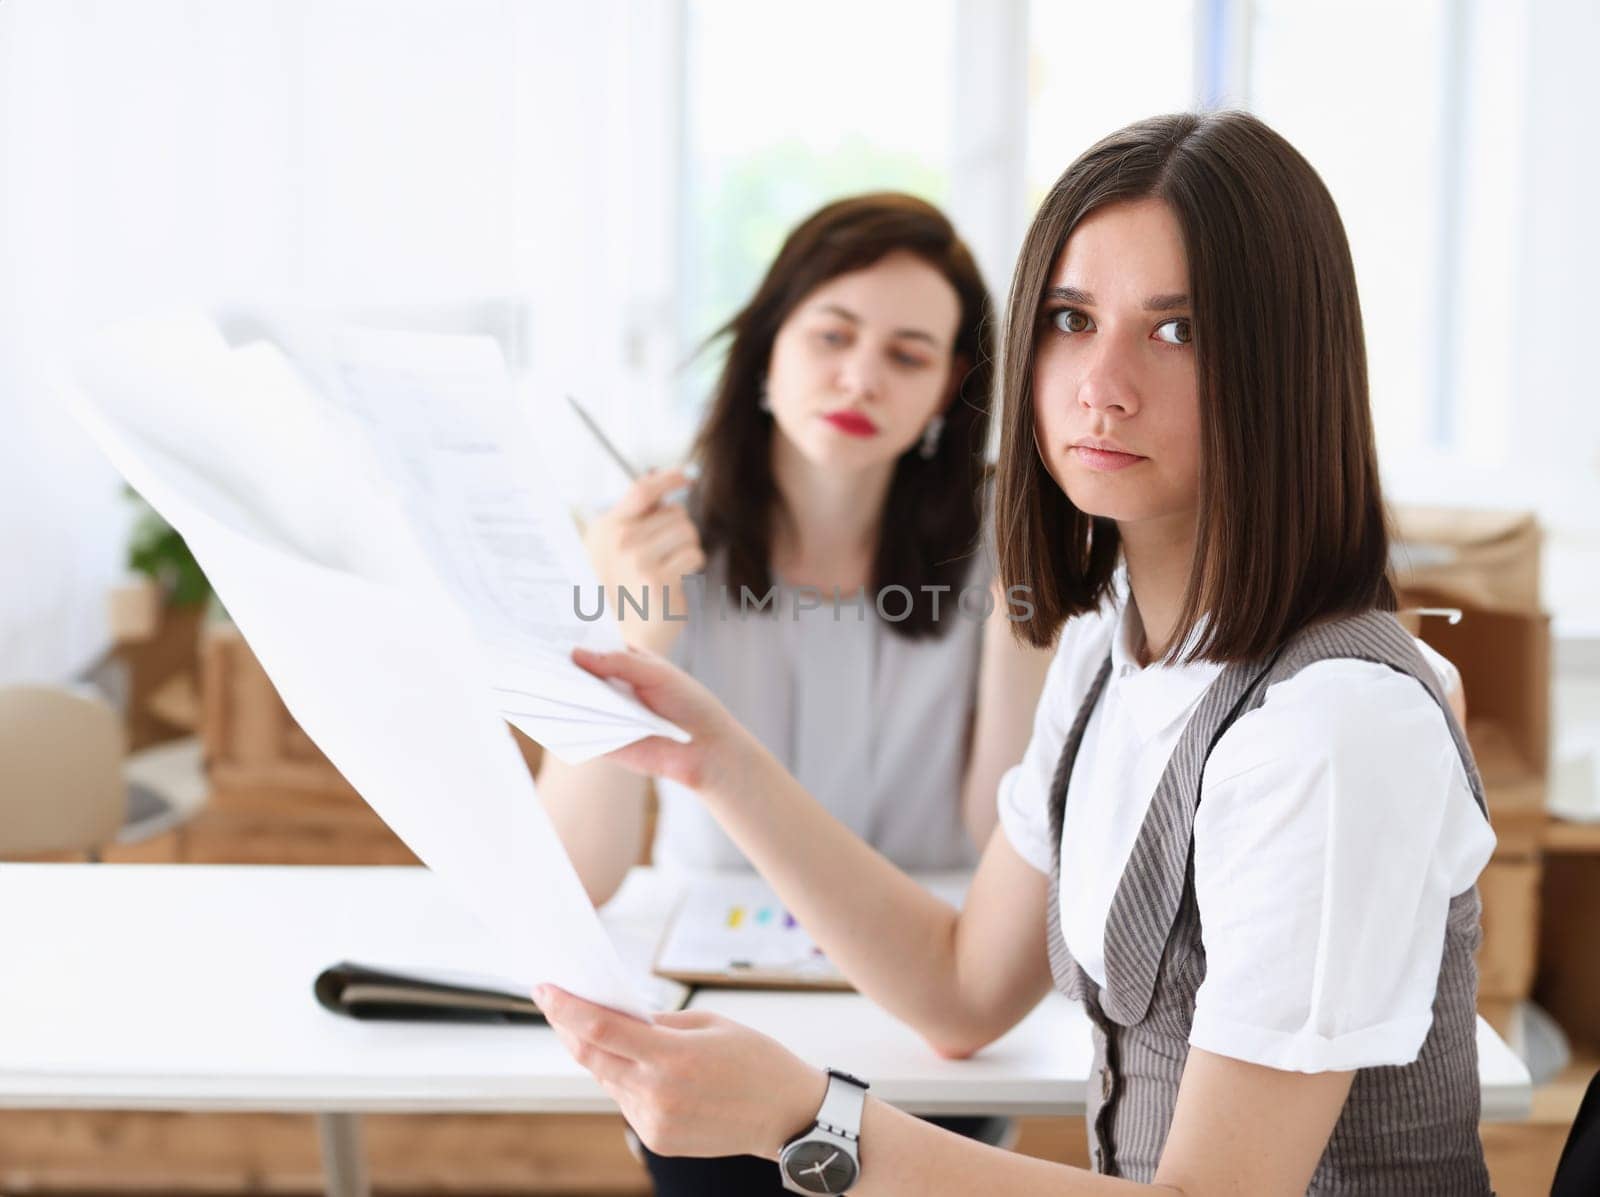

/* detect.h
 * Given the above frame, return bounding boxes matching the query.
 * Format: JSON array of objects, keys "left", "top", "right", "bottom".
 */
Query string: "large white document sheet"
[
  {"left": 330, "top": 329, "right": 686, "bottom": 759},
  {"left": 69, "top": 316, "right": 679, "bottom": 1019}
]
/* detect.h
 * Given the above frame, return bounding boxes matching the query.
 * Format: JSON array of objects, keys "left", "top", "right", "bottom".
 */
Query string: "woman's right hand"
[
  {"left": 572, "top": 645, "right": 766, "bottom": 799},
  {"left": 582, "top": 469, "right": 705, "bottom": 655}
]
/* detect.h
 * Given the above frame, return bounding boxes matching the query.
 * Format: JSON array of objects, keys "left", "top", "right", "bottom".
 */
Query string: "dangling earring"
[
  {"left": 918, "top": 413, "right": 945, "bottom": 460},
  {"left": 758, "top": 380, "right": 773, "bottom": 412}
]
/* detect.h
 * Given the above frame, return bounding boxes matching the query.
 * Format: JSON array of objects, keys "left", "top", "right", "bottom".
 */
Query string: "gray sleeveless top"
[
  {"left": 1045, "top": 610, "right": 1494, "bottom": 1193},
  {"left": 652, "top": 548, "right": 991, "bottom": 872}
]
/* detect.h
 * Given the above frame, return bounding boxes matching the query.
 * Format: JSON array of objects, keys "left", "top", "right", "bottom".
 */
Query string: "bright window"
[
  {"left": 679, "top": 0, "right": 957, "bottom": 406},
  {"left": 1026, "top": 1, "right": 1198, "bottom": 209},
  {"left": 1250, "top": 0, "right": 1451, "bottom": 461}
]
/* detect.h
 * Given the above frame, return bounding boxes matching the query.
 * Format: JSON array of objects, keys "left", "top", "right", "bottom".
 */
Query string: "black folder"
[
  {"left": 314, "top": 960, "right": 692, "bottom": 1023},
  {"left": 314, "top": 961, "right": 547, "bottom": 1024}
]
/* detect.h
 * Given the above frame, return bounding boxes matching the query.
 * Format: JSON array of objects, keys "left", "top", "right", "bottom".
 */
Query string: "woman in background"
[{"left": 538, "top": 193, "right": 1054, "bottom": 1193}]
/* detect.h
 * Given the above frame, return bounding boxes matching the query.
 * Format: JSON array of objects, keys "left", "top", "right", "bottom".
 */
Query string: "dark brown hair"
[
  {"left": 994, "top": 111, "right": 1395, "bottom": 659},
  {"left": 690, "top": 192, "right": 994, "bottom": 639}
]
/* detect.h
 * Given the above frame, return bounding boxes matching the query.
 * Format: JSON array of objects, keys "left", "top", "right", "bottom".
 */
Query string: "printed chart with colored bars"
[
  {"left": 652, "top": 877, "right": 846, "bottom": 990},
  {"left": 652, "top": 874, "right": 969, "bottom": 991}
]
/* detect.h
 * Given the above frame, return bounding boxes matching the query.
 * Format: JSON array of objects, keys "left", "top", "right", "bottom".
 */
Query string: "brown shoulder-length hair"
[
  {"left": 690, "top": 192, "right": 994, "bottom": 640},
  {"left": 994, "top": 111, "right": 1395, "bottom": 660}
]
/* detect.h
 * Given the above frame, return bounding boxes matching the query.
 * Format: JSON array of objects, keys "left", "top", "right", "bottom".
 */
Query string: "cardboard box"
[
  {"left": 1475, "top": 855, "right": 1542, "bottom": 1001},
  {"left": 200, "top": 622, "right": 548, "bottom": 794},
  {"left": 1394, "top": 505, "right": 1551, "bottom": 1013},
  {"left": 195, "top": 622, "right": 544, "bottom": 866},
  {"left": 1414, "top": 606, "right": 1551, "bottom": 774},
  {"left": 113, "top": 600, "right": 205, "bottom": 752},
  {"left": 1466, "top": 718, "right": 1549, "bottom": 857},
  {"left": 1392, "top": 506, "right": 1542, "bottom": 615},
  {"left": 106, "top": 578, "right": 163, "bottom": 644},
  {"left": 1537, "top": 854, "right": 1600, "bottom": 1051},
  {"left": 1405, "top": 600, "right": 1552, "bottom": 857},
  {"left": 200, "top": 622, "right": 355, "bottom": 794}
]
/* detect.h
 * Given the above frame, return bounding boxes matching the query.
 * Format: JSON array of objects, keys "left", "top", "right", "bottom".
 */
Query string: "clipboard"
[{"left": 651, "top": 878, "right": 853, "bottom": 992}]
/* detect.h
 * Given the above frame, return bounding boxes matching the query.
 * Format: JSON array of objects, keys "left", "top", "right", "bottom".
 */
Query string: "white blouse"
[{"left": 998, "top": 587, "right": 1496, "bottom": 1074}]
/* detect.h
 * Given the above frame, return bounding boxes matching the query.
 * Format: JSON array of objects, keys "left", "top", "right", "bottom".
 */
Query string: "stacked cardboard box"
[
  {"left": 106, "top": 577, "right": 206, "bottom": 751},
  {"left": 1392, "top": 507, "right": 1550, "bottom": 1035}
]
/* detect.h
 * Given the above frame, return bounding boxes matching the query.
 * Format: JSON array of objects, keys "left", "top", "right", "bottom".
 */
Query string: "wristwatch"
[{"left": 778, "top": 1068, "right": 868, "bottom": 1194}]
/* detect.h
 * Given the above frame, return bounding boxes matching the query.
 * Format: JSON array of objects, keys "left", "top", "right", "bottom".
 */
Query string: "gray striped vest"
[{"left": 1045, "top": 610, "right": 1494, "bottom": 1194}]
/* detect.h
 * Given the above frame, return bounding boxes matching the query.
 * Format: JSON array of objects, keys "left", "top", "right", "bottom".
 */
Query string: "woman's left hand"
[{"left": 537, "top": 984, "right": 826, "bottom": 1160}]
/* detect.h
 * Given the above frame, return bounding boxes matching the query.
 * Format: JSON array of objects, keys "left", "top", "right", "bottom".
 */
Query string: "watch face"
[{"left": 781, "top": 1138, "right": 858, "bottom": 1194}]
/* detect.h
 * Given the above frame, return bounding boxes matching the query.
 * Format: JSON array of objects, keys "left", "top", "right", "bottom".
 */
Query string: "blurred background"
[{"left": 0, "top": 0, "right": 1594, "bottom": 681}]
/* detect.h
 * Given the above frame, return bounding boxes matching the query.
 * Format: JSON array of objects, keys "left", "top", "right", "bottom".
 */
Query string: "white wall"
[
  {"left": 0, "top": 1, "right": 673, "bottom": 684},
  {"left": 1515, "top": 0, "right": 1600, "bottom": 632},
  {"left": 0, "top": 3, "right": 127, "bottom": 685}
]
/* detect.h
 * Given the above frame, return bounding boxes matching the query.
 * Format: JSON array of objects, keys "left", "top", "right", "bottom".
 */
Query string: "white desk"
[{"left": 0, "top": 864, "right": 1531, "bottom": 1196}]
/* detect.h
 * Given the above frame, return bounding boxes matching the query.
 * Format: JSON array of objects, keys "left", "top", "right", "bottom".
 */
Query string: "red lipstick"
[{"left": 822, "top": 410, "right": 878, "bottom": 437}]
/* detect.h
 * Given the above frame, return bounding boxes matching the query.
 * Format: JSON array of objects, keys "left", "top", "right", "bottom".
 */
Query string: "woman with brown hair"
[
  {"left": 544, "top": 193, "right": 1048, "bottom": 905},
  {"left": 539, "top": 193, "right": 1054, "bottom": 1191},
  {"left": 539, "top": 112, "right": 1494, "bottom": 1194}
]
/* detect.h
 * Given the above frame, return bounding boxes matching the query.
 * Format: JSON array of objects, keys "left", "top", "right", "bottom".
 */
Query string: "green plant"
[{"left": 125, "top": 489, "right": 211, "bottom": 607}]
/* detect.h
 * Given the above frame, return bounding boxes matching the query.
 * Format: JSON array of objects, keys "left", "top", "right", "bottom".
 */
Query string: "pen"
[{"left": 565, "top": 394, "right": 640, "bottom": 482}]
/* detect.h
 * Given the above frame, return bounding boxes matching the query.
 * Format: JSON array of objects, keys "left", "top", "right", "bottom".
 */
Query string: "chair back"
[{"left": 0, "top": 685, "right": 126, "bottom": 856}]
